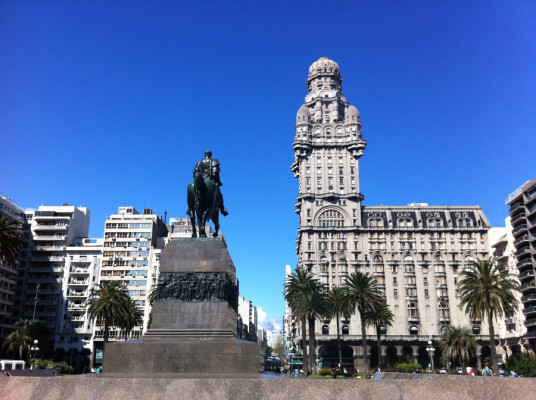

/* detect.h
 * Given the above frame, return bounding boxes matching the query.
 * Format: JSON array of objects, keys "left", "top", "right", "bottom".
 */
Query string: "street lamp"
[
  {"left": 32, "top": 283, "right": 40, "bottom": 321},
  {"left": 30, "top": 340, "right": 39, "bottom": 370},
  {"left": 426, "top": 340, "right": 435, "bottom": 374}
]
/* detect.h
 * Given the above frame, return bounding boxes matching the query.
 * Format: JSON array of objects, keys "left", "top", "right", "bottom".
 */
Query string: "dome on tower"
[
  {"left": 308, "top": 57, "right": 341, "bottom": 78},
  {"left": 346, "top": 105, "right": 360, "bottom": 123},
  {"left": 296, "top": 105, "right": 310, "bottom": 124}
]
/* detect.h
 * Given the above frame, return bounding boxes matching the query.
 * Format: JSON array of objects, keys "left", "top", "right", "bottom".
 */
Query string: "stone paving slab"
[{"left": 1, "top": 376, "right": 535, "bottom": 400}]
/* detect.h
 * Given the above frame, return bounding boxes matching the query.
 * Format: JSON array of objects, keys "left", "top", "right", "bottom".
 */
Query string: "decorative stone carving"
[{"left": 157, "top": 272, "right": 238, "bottom": 311}]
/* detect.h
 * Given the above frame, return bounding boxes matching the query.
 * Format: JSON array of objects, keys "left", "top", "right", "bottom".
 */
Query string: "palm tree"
[
  {"left": 284, "top": 268, "right": 319, "bottom": 373},
  {"left": 291, "top": 277, "right": 327, "bottom": 373},
  {"left": 0, "top": 213, "right": 23, "bottom": 264},
  {"left": 1, "top": 319, "right": 53, "bottom": 361},
  {"left": 365, "top": 300, "right": 394, "bottom": 369},
  {"left": 121, "top": 297, "right": 144, "bottom": 336},
  {"left": 326, "top": 286, "right": 353, "bottom": 368},
  {"left": 457, "top": 257, "right": 520, "bottom": 374},
  {"left": 344, "top": 271, "right": 383, "bottom": 373},
  {"left": 86, "top": 281, "right": 130, "bottom": 343},
  {"left": 439, "top": 325, "right": 477, "bottom": 372},
  {"left": 2, "top": 322, "right": 32, "bottom": 361}
]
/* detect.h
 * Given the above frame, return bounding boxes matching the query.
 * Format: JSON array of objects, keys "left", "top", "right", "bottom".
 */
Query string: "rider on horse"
[{"left": 193, "top": 150, "right": 228, "bottom": 216}]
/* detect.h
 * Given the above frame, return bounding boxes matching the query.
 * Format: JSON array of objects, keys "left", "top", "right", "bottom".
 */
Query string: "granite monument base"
[{"left": 103, "top": 238, "right": 259, "bottom": 376}]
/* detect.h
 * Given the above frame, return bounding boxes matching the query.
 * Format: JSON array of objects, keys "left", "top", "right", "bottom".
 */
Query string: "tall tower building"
[
  {"left": 506, "top": 177, "right": 536, "bottom": 352},
  {"left": 291, "top": 58, "right": 493, "bottom": 370},
  {"left": 0, "top": 195, "right": 26, "bottom": 340}
]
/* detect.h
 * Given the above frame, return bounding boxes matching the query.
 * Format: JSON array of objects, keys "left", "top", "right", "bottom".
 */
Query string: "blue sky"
[{"left": 1, "top": 1, "right": 535, "bottom": 328}]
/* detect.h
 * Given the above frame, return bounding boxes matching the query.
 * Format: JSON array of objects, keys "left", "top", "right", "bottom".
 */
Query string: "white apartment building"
[
  {"left": 96, "top": 207, "right": 166, "bottom": 345},
  {"left": 490, "top": 219, "right": 527, "bottom": 360},
  {"left": 238, "top": 295, "right": 258, "bottom": 342}
]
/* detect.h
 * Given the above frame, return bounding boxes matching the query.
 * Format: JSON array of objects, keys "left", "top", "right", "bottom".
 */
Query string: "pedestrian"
[{"left": 482, "top": 363, "right": 493, "bottom": 376}]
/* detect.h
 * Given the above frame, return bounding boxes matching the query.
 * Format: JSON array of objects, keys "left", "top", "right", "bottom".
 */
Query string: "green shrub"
[
  {"left": 397, "top": 363, "right": 422, "bottom": 373},
  {"left": 32, "top": 359, "right": 75, "bottom": 374},
  {"left": 506, "top": 353, "right": 536, "bottom": 377}
]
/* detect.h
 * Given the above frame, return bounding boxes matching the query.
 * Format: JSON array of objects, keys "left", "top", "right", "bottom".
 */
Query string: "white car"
[{"left": 439, "top": 367, "right": 448, "bottom": 374}]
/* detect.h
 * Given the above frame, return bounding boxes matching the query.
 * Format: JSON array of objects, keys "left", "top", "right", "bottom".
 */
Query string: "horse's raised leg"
[{"left": 198, "top": 212, "right": 207, "bottom": 237}]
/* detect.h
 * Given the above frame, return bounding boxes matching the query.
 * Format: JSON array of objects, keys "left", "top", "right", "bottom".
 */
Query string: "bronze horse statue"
[{"left": 187, "top": 172, "right": 221, "bottom": 237}]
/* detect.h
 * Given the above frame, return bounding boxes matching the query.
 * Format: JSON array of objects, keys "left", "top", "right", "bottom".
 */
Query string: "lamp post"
[
  {"left": 30, "top": 340, "right": 39, "bottom": 370},
  {"left": 426, "top": 340, "right": 435, "bottom": 374},
  {"left": 32, "top": 283, "right": 40, "bottom": 321}
]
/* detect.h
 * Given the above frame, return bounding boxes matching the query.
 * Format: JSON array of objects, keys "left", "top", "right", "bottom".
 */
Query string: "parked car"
[{"left": 439, "top": 367, "right": 448, "bottom": 374}]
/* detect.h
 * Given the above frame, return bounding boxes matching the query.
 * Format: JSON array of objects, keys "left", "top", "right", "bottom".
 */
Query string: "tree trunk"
[
  {"left": 301, "top": 316, "right": 308, "bottom": 373},
  {"left": 377, "top": 326, "right": 382, "bottom": 369},
  {"left": 488, "top": 311, "right": 499, "bottom": 375},
  {"left": 308, "top": 317, "right": 316, "bottom": 373},
  {"left": 360, "top": 308, "right": 369, "bottom": 373},
  {"left": 336, "top": 314, "right": 342, "bottom": 368},
  {"left": 103, "top": 319, "right": 109, "bottom": 343}
]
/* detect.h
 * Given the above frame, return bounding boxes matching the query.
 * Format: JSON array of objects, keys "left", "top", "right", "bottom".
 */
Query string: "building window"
[
  {"left": 318, "top": 209, "right": 345, "bottom": 228},
  {"left": 322, "top": 325, "right": 329, "bottom": 335},
  {"left": 342, "top": 325, "right": 349, "bottom": 335}
]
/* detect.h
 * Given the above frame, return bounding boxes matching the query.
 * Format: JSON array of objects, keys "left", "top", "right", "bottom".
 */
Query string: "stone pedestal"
[{"left": 103, "top": 238, "right": 259, "bottom": 376}]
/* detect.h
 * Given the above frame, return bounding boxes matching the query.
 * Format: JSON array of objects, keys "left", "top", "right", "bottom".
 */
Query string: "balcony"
[
  {"left": 33, "top": 235, "right": 67, "bottom": 241},
  {"left": 513, "top": 224, "right": 528, "bottom": 235},
  {"left": 66, "top": 291, "right": 88, "bottom": 298},
  {"left": 31, "top": 256, "right": 64, "bottom": 262},
  {"left": 28, "top": 277, "right": 62, "bottom": 284},
  {"left": 521, "top": 281, "right": 536, "bottom": 291},
  {"left": 511, "top": 213, "right": 527, "bottom": 224},
  {"left": 34, "top": 224, "right": 68, "bottom": 231},
  {"left": 66, "top": 303, "right": 85, "bottom": 310},
  {"left": 523, "top": 306, "right": 536, "bottom": 315},
  {"left": 519, "top": 270, "right": 535, "bottom": 279},
  {"left": 514, "top": 235, "right": 529, "bottom": 246},
  {"left": 525, "top": 318, "right": 536, "bottom": 327},
  {"left": 516, "top": 247, "right": 531, "bottom": 257},
  {"left": 526, "top": 331, "right": 536, "bottom": 338},
  {"left": 70, "top": 267, "right": 90, "bottom": 274},
  {"left": 71, "top": 257, "right": 91, "bottom": 264},
  {"left": 518, "top": 258, "right": 534, "bottom": 268},
  {"left": 521, "top": 294, "right": 536, "bottom": 303},
  {"left": 510, "top": 202, "right": 524, "bottom": 213},
  {"left": 68, "top": 279, "right": 89, "bottom": 285},
  {"left": 33, "top": 245, "right": 65, "bottom": 251}
]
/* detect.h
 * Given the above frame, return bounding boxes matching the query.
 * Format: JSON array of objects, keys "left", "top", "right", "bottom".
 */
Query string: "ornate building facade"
[{"left": 290, "top": 57, "right": 493, "bottom": 370}]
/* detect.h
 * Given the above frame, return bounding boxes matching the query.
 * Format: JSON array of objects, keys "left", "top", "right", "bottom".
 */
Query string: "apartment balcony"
[
  {"left": 34, "top": 225, "right": 68, "bottom": 232},
  {"left": 519, "top": 270, "right": 535, "bottom": 279},
  {"left": 32, "top": 311, "right": 57, "bottom": 317},
  {"left": 29, "top": 265, "right": 62, "bottom": 274},
  {"left": 510, "top": 202, "right": 524, "bottom": 213},
  {"left": 66, "top": 291, "right": 88, "bottom": 298},
  {"left": 31, "top": 256, "right": 64, "bottom": 262},
  {"left": 66, "top": 303, "right": 85, "bottom": 310},
  {"left": 523, "top": 306, "right": 536, "bottom": 315},
  {"left": 407, "top": 314, "right": 419, "bottom": 322},
  {"left": 28, "top": 277, "right": 62, "bottom": 284},
  {"left": 518, "top": 258, "right": 534, "bottom": 268},
  {"left": 517, "top": 247, "right": 531, "bottom": 257},
  {"left": 514, "top": 235, "right": 529, "bottom": 246},
  {"left": 513, "top": 224, "right": 528, "bottom": 235},
  {"left": 525, "top": 318, "right": 536, "bottom": 327},
  {"left": 33, "top": 245, "right": 66, "bottom": 251},
  {"left": 511, "top": 213, "right": 527, "bottom": 225},
  {"left": 526, "top": 331, "right": 536, "bottom": 339},
  {"left": 33, "top": 235, "right": 67, "bottom": 241},
  {"left": 520, "top": 281, "right": 536, "bottom": 291},
  {"left": 68, "top": 279, "right": 89, "bottom": 286},
  {"left": 70, "top": 267, "right": 90, "bottom": 275},
  {"left": 27, "top": 287, "right": 59, "bottom": 295},
  {"left": 71, "top": 257, "right": 91, "bottom": 264},
  {"left": 521, "top": 294, "right": 536, "bottom": 303},
  {"left": 25, "top": 299, "right": 58, "bottom": 306}
]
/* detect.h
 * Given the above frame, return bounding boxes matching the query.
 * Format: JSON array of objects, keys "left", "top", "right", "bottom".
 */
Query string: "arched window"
[
  {"left": 441, "top": 325, "right": 449, "bottom": 335},
  {"left": 409, "top": 325, "right": 419, "bottom": 335},
  {"left": 373, "top": 255, "right": 383, "bottom": 262},
  {"left": 404, "top": 256, "right": 413, "bottom": 262},
  {"left": 342, "top": 325, "right": 349, "bottom": 335},
  {"left": 318, "top": 209, "right": 345, "bottom": 228},
  {"left": 322, "top": 325, "right": 329, "bottom": 335}
]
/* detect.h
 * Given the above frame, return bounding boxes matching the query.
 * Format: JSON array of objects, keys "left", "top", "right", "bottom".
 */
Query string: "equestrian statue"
[{"left": 187, "top": 150, "right": 228, "bottom": 237}]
